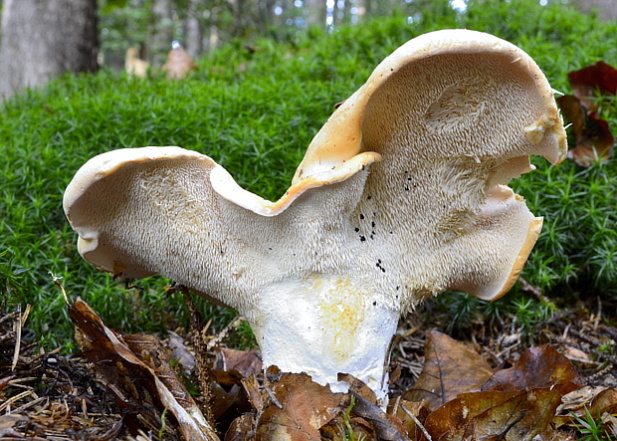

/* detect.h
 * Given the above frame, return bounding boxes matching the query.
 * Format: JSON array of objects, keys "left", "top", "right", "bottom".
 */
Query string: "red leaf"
[
  {"left": 569, "top": 61, "right": 617, "bottom": 110},
  {"left": 557, "top": 95, "right": 614, "bottom": 166}
]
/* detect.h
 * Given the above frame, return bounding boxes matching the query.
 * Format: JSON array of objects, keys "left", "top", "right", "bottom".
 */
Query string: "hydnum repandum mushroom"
[{"left": 64, "top": 30, "right": 567, "bottom": 405}]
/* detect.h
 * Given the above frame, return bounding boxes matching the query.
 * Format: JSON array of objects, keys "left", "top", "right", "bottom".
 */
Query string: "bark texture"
[
  {"left": 576, "top": 0, "right": 617, "bottom": 20},
  {"left": 149, "top": 0, "right": 172, "bottom": 67},
  {"left": 0, "top": 0, "right": 98, "bottom": 100},
  {"left": 184, "top": 0, "right": 203, "bottom": 60}
]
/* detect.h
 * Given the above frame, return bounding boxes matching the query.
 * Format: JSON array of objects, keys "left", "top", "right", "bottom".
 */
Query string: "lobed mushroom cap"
[
  {"left": 294, "top": 29, "right": 566, "bottom": 181},
  {"left": 293, "top": 28, "right": 567, "bottom": 303}
]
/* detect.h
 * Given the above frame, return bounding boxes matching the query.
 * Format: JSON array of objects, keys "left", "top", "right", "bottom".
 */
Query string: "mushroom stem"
[{"left": 248, "top": 275, "right": 400, "bottom": 403}]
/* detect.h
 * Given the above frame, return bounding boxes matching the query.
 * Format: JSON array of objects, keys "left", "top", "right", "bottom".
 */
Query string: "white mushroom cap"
[
  {"left": 294, "top": 29, "right": 566, "bottom": 303},
  {"left": 64, "top": 30, "right": 566, "bottom": 403}
]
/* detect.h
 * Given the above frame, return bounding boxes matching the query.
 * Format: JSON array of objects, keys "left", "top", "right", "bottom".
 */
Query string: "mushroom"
[
  {"left": 162, "top": 41, "right": 197, "bottom": 80},
  {"left": 63, "top": 30, "right": 567, "bottom": 404}
]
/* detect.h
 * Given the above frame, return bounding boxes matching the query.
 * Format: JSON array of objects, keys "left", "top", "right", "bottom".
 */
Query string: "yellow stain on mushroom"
[
  {"left": 312, "top": 276, "right": 367, "bottom": 363},
  {"left": 524, "top": 113, "right": 556, "bottom": 144}
]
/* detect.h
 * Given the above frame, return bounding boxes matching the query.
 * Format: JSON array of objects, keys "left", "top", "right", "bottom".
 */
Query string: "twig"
[
  {"left": 585, "top": 363, "right": 613, "bottom": 382},
  {"left": 519, "top": 278, "right": 550, "bottom": 303},
  {"left": 11, "top": 396, "right": 47, "bottom": 414},
  {"left": 206, "top": 315, "right": 246, "bottom": 352},
  {"left": 51, "top": 273, "right": 70, "bottom": 305},
  {"left": 264, "top": 385, "right": 283, "bottom": 409},
  {"left": 0, "top": 311, "right": 19, "bottom": 326},
  {"left": 401, "top": 404, "right": 432, "bottom": 441},
  {"left": 0, "top": 389, "right": 34, "bottom": 412},
  {"left": 391, "top": 394, "right": 401, "bottom": 416},
  {"left": 181, "top": 287, "right": 215, "bottom": 425},
  {"left": 11, "top": 304, "right": 30, "bottom": 372}
]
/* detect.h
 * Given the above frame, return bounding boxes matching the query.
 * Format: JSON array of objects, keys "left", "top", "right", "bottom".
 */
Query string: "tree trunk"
[
  {"left": 576, "top": 0, "right": 617, "bottom": 20},
  {"left": 0, "top": 0, "right": 98, "bottom": 100},
  {"left": 149, "top": 0, "right": 173, "bottom": 67},
  {"left": 185, "top": 0, "right": 203, "bottom": 59}
]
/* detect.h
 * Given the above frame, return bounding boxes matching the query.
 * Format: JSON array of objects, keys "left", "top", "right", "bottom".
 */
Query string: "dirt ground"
[{"left": 1, "top": 291, "right": 616, "bottom": 440}]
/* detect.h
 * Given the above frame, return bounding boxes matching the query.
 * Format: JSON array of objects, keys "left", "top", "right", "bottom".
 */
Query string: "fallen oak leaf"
[
  {"left": 124, "top": 333, "right": 197, "bottom": 410},
  {"left": 482, "top": 344, "right": 585, "bottom": 395},
  {"left": 461, "top": 389, "right": 562, "bottom": 441},
  {"left": 69, "top": 297, "right": 220, "bottom": 441},
  {"left": 256, "top": 372, "right": 348, "bottom": 441},
  {"left": 424, "top": 388, "right": 562, "bottom": 441},
  {"left": 586, "top": 387, "right": 617, "bottom": 415},
  {"left": 402, "top": 330, "right": 493, "bottom": 410},
  {"left": 423, "top": 389, "right": 520, "bottom": 440}
]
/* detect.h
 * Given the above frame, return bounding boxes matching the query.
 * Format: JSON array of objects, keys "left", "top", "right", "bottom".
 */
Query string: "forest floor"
[{"left": 1, "top": 289, "right": 616, "bottom": 440}]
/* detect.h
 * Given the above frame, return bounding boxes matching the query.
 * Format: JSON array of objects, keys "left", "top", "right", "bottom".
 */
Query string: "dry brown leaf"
[
  {"left": 424, "top": 388, "right": 561, "bottom": 441},
  {"left": 124, "top": 333, "right": 197, "bottom": 408},
  {"left": 242, "top": 374, "right": 264, "bottom": 412},
  {"left": 69, "top": 297, "right": 219, "bottom": 441},
  {"left": 225, "top": 414, "right": 255, "bottom": 441},
  {"left": 533, "top": 430, "right": 577, "bottom": 441},
  {"left": 348, "top": 391, "right": 408, "bottom": 441},
  {"left": 217, "top": 348, "right": 263, "bottom": 378},
  {"left": 557, "top": 95, "right": 614, "bottom": 166},
  {"left": 320, "top": 416, "right": 375, "bottom": 441},
  {"left": 212, "top": 367, "right": 246, "bottom": 386},
  {"left": 338, "top": 372, "right": 378, "bottom": 404},
  {"left": 587, "top": 387, "right": 617, "bottom": 415},
  {"left": 558, "top": 385, "right": 609, "bottom": 415},
  {"left": 557, "top": 60, "right": 617, "bottom": 166},
  {"left": 482, "top": 344, "right": 585, "bottom": 395},
  {"left": 256, "top": 372, "right": 348, "bottom": 441},
  {"left": 402, "top": 330, "right": 493, "bottom": 410},
  {"left": 210, "top": 380, "right": 245, "bottom": 422},
  {"left": 555, "top": 388, "right": 617, "bottom": 437},
  {"left": 461, "top": 389, "right": 561, "bottom": 441}
]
